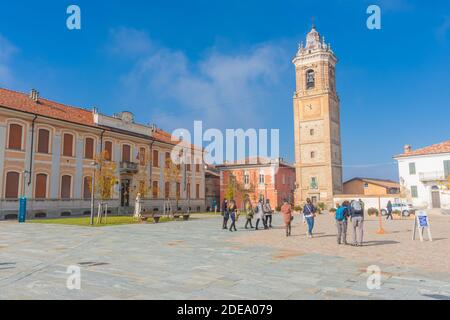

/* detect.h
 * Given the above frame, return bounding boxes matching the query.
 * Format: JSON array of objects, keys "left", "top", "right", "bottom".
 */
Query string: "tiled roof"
[
  {"left": 395, "top": 140, "right": 450, "bottom": 158},
  {"left": 0, "top": 87, "right": 189, "bottom": 148},
  {"left": 0, "top": 87, "right": 94, "bottom": 126},
  {"left": 344, "top": 177, "right": 400, "bottom": 189}
]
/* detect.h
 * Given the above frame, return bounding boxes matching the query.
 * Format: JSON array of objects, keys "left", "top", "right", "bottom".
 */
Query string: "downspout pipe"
[{"left": 28, "top": 115, "right": 38, "bottom": 186}]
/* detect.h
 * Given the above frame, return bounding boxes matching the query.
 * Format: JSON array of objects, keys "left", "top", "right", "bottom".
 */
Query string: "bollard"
[{"left": 18, "top": 197, "right": 27, "bottom": 223}]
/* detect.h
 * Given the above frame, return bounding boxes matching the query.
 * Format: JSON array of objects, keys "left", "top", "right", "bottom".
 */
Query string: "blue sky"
[{"left": 0, "top": 0, "right": 449, "bottom": 181}]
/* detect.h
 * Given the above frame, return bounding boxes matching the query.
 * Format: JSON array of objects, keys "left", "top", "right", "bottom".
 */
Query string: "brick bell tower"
[{"left": 292, "top": 25, "right": 343, "bottom": 206}]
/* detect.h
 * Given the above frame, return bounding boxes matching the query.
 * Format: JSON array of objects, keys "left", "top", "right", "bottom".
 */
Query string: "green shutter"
[
  {"left": 444, "top": 160, "right": 450, "bottom": 178},
  {"left": 409, "top": 163, "right": 416, "bottom": 175},
  {"left": 411, "top": 186, "right": 418, "bottom": 198}
]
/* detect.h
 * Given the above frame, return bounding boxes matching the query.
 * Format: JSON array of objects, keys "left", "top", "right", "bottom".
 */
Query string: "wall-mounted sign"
[{"left": 412, "top": 211, "right": 432, "bottom": 242}]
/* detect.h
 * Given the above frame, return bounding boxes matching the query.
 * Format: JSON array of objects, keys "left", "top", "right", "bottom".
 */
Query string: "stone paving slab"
[{"left": 1, "top": 215, "right": 450, "bottom": 300}]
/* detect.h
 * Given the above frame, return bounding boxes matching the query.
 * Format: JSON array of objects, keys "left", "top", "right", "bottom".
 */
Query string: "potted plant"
[{"left": 368, "top": 208, "right": 379, "bottom": 216}]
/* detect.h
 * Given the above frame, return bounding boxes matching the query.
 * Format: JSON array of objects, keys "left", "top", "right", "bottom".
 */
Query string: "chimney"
[
  {"left": 404, "top": 144, "right": 412, "bottom": 154},
  {"left": 29, "top": 89, "right": 39, "bottom": 102}
]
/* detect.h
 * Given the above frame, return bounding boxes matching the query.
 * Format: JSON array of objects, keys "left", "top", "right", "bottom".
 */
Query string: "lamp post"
[{"left": 90, "top": 161, "right": 98, "bottom": 226}]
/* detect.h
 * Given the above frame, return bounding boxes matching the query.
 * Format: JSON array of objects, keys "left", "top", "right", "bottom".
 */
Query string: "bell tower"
[{"left": 292, "top": 25, "right": 343, "bottom": 206}]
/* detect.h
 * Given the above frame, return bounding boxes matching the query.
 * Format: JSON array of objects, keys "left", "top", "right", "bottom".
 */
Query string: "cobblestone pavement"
[{"left": 0, "top": 214, "right": 449, "bottom": 300}]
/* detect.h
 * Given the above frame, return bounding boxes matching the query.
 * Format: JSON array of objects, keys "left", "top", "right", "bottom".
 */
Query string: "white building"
[{"left": 394, "top": 141, "right": 450, "bottom": 210}]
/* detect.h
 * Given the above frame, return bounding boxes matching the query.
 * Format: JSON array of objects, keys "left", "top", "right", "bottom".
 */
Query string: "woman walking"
[
  {"left": 244, "top": 199, "right": 254, "bottom": 229},
  {"left": 228, "top": 200, "right": 238, "bottom": 232},
  {"left": 335, "top": 201, "right": 350, "bottom": 245},
  {"left": 264, "top": 199, "right": 273, "bottom": 228},
  {"left": 280, "top": 199, "right": 293, "bottom": 237},
  {"left": 303, "top": 198, "right": 317, "bottom": 238},
  {"left": 255, "top": 199, "right": 265, "bottom": 230}
]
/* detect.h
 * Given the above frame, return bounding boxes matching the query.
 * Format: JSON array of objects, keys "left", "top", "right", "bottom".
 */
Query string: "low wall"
[
  {"left": 333, "top": 194, "right": 407, "bottom": 212},
  {"left": 0, "top": 198, "right": 206, "bottom": 220}
]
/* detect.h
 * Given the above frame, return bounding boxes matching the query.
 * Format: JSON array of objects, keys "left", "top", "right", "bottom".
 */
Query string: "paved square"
[{"left": 1, "top": 214, "right": 450, "bottom": 300}]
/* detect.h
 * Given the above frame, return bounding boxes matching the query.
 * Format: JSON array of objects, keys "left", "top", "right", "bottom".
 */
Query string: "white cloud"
[
  {"left": 0, "top": 34, "right": 19, "bottom": 87},
  {"left": 109, "top": 28, "right": 290, "bottom": 130}
]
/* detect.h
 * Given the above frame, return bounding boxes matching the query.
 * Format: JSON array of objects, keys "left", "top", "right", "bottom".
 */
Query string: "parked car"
[{"left": 381, "top": 203, "right": 414, "bottom": 217}]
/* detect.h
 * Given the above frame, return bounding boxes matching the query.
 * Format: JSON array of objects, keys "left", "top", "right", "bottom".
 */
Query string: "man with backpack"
[
  {"left": 350, "top": 199, "right": 365, "bottom": 246},
  {"left": 335, "top": 201, "right": 350, "bottom": 245}
]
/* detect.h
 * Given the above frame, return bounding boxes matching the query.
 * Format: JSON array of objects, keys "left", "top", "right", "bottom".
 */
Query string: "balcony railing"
[
  {"left": 120, "top": 161, "right": 138, "bottom": 173},
  {"left": 419, "top": 171, "right": 447, "bottom": 182}
]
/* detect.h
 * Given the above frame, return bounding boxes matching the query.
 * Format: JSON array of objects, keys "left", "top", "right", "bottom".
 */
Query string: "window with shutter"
[
  {"left": 83, "top": 176, "right": 92, "bottom": 199},
  {"left": 152, "top": 180, "right": 158, "bottom": 198},
  {"left": 8, "top": 124, "right": 23, "bottom": 150},
  {"left": 37, "top": 129, "right": 50, "bottom": 153},
  {"left": 165, "top": 182, "right": 170, "bottom": 198},
  {"left": 152, "top": 150, "right": 159, "bottom": 167},
  {"left": 5, "top": 172, "right": 20, "bottom": 199},
  {"left": 104, "top": 141, "right": 113, "bottom": 161},
  {"left": 61, "top": 175, "right": 72, "bottom": 199},
  {"left": 35, "top": 174, "right": 47, "bottom": 199},
  {"left": 85, "top": 138, "right": 94, "bottom": 159},
  {"left": 122, "top": 144, "right": 131, "bottom": 162},
  {"left": 63, "top": 134, "right": 74, "bottom": 157},
  {"left": 444, "top": 160, "right": 450, "bottom": 178}
]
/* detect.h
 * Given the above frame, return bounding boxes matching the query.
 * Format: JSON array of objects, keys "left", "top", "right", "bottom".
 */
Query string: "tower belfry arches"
[{"left": 292, "top": 25, "right": 343, "bottom": 206}]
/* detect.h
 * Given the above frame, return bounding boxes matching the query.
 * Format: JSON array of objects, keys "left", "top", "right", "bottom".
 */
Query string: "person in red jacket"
[{"left": 280, "top": 199, "right": 293, "bottom": 237}]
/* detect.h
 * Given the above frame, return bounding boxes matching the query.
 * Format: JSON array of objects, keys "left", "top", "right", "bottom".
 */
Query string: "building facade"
[
  {"left": 292, "top": 26, "right": 343, "bottom": 207},
  {"left": 205, "top": 165, "right": 220, "bottom": 211},
  {"left": 217, "top": 158, "right": 296, "bottom": 209},
  {"left": 0, "top": 87, "right": 205, "bottom": 220},
  {"left": 395, "top": 142, "right": 450, "bottom": 210},
  {"left": 343, "top": 177, "right": 400, "bottom": 196}
]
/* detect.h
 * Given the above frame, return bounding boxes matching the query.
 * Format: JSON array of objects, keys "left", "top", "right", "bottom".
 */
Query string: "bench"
[
  {"left": 173, "top": 213, "right": 190, "bottom": 221},
  {"left": 139, "top": 213, "right": 162, "bottom": 223}
]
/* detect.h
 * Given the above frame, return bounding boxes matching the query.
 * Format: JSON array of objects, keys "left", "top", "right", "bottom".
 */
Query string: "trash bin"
[{"left": 18, "top": 197, "right": 27, "bottom": 223}]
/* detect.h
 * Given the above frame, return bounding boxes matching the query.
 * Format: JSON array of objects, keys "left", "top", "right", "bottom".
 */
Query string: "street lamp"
[{"left": 90, "top": 161, "right": 99, "bottom": 226}]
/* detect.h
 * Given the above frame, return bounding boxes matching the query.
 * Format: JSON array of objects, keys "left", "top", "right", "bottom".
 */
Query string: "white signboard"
[{"left": 412, "top": 211, "right": 432, "bottom": 242}]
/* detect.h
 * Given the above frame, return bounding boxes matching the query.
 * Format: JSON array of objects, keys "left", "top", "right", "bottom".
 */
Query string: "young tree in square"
[{"left": 92, "top": 150, "right": 119, "bottom": 201}]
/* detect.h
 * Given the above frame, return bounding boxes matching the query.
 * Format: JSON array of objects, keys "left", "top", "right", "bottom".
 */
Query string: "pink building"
[{"left": 216, "top": 158, "right": 296, "bottom": 209}]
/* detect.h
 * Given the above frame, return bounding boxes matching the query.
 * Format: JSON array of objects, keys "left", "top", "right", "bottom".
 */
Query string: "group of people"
[
  {"left": 221, "top": 197, "right": 368, "bottom": 247},
  {"left": 221, "top": 198, "right": 274, "bottom": 232},
  {"left": 334, "top": 199, "right": 365, "bottom": 246}
]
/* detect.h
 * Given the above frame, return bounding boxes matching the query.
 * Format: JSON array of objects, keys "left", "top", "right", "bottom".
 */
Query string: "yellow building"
[
  {"left": 343, "top": 177, "right": 400, "bottom": 196},
  {"left": 292, "top": 26, "right": 343, "bottom": 206},
  {"left": 0, "top": 87, "right": 205, "bottom": 220}
]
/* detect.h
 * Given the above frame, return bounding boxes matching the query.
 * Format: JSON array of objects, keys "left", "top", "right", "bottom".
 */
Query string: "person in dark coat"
[
  {"left": 222, "top": 199, "right": 229, "bottom": 229},
  {"left": 386, "top": 200, "right": 393, "bottom": 220}
]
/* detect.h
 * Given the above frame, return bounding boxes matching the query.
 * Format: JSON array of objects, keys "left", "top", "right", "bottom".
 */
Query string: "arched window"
[
  {"left": 8, "top": 123, "right": 23, "bottom": 150},
  {"left": 84, "top": 137, "right": 94, "bottom": 159},
  {"left": 62, "top": 133, "right": 74, "bottom": 157},
  {"left": 311, "top": 151, "right": 316, "bottom": 159},
  {"left": 122, "top": 144, "right": 131, "bottom": 162},
  {"left": 306, "top": 69, "right": 315, "bottom": 89},
  {"left": 61, "top": 175, "right": 72, "bottom": 199},
  {"left": 165, "top": 181, "right": 170, "bottom": 198},
  {"left": 35, "top": 173, "right": 48, "bottom": 199},
  {"left": 104, "top": 141, "right": 113, "bottom": 161},
  {"left": 152, "top": 150, "right": 159, "bottom": 167},
  {"left": 152, "top": 180, "right": 159, "bottom": 198},
  {"left": 5, "top": 171, "right": 20, "bottom": 199},
  {"left": 83, "top": 176, "right": 92, "bottom": 199},
  {"left": 37, "top": 129, "right": 50, "bottom": 154},
  {"left": 310, "top": 129, "right": 314, "bottom": 136}
]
